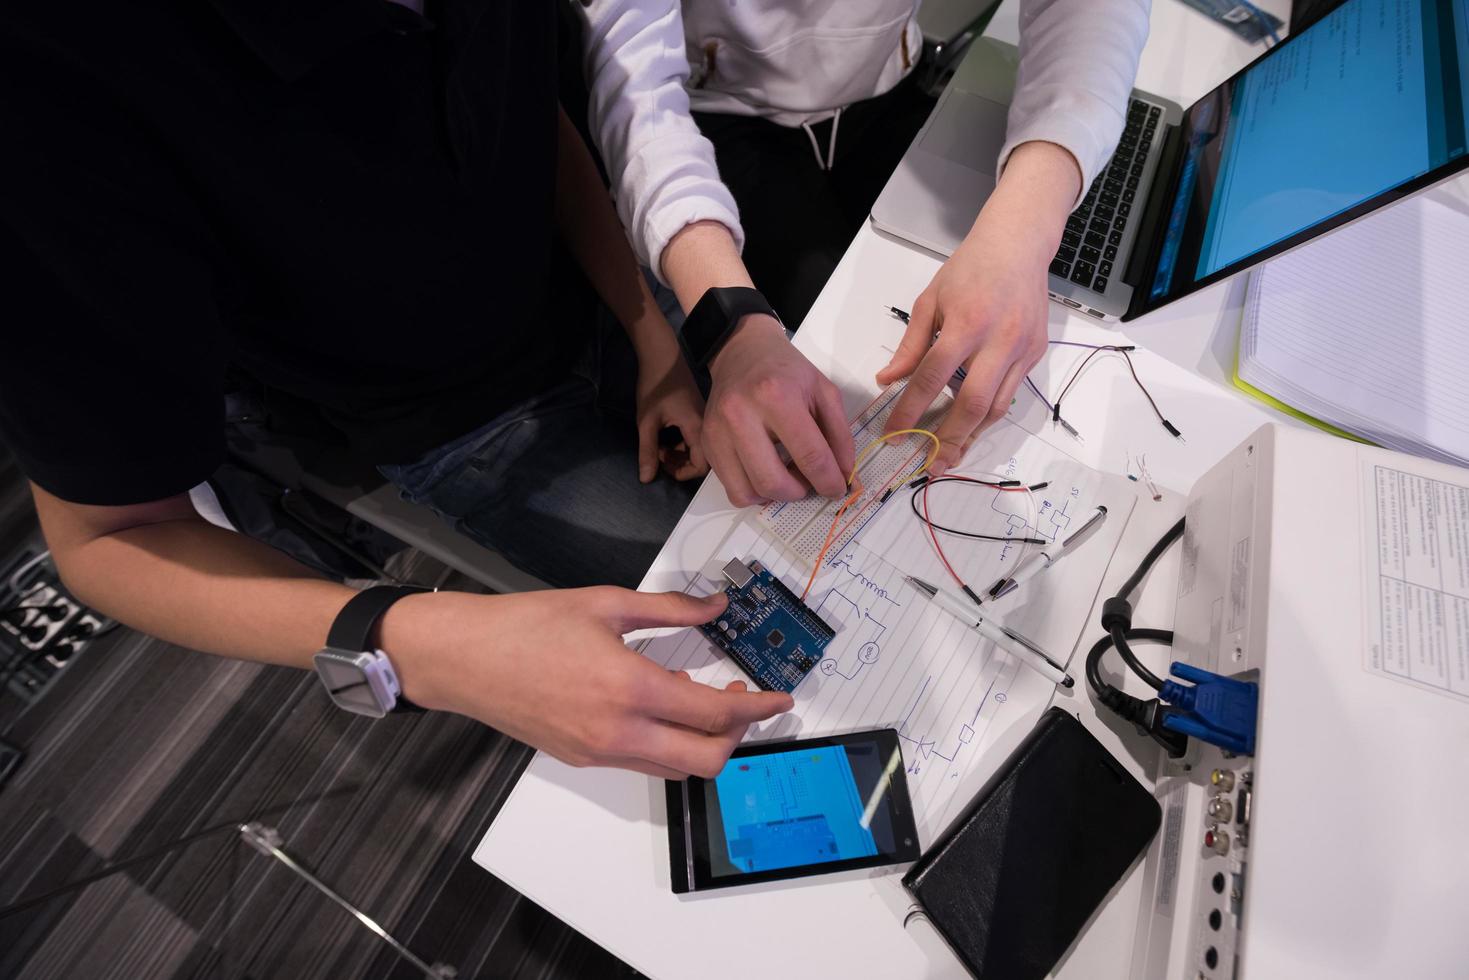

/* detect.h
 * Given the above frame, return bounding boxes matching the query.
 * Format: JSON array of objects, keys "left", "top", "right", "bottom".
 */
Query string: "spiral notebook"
[{"left": 1235, "top": 189, "right": 1469, "bottom": 467}]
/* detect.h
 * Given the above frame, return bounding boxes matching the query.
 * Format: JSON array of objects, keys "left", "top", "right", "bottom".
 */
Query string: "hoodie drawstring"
[{"left": 799, "top": 106, "right": 844, "bottom": 172}]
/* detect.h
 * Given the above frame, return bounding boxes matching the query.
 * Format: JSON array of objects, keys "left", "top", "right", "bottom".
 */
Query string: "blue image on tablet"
[
  {"left": 666, "top": 727, "right": 920, "bottom": 893},
  {"left": 712, "top": 746, "right": 878, "bottom": 873}
]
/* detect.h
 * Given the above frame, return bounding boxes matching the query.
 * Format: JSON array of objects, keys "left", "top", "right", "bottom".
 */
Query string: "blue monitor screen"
[
  {"left": 703, "top": 744, "right": 884, "bottom": 876},
  {"left": 1150, "top": 0, "right": 1469, "bottom": 301}
]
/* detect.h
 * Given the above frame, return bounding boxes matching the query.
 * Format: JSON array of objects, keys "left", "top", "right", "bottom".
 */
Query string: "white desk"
[{"left": 476, "top": 2, "right": 1297, "bottom": 977}]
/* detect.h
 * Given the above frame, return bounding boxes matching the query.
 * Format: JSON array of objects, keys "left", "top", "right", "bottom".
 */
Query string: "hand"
[
  {"left": 636, "top": 344, "right": 709, "bottom": 483},
  {"left": 704, "top": 315, "right": 856, "bottom": 505},
  {"left": 879, "top": 141, "right": 1080, "bottom": 474},
  {"left": 384, "top": 588, "right": 794, "bottom": 778}
]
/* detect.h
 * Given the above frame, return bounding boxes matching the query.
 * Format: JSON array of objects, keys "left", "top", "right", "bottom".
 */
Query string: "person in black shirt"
[{"left": 0, "top": 0, "right": 870, "bottom": 777}]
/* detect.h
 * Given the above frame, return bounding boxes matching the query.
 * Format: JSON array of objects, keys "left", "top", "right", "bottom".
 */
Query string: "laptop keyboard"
[{"left": 1050, "top": 98, "right": 1161, "bottom": 295}]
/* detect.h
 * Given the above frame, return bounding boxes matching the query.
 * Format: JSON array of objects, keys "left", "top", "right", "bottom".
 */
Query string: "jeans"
[{"left": 378, "top": 289, "right": 696, "bottom": 590}]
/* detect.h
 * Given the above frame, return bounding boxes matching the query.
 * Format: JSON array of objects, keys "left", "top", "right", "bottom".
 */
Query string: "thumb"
[
  {"left": 877, "top": 292, "right": 936, "bottom": 385},
  {"left": 608, "top": 589, "right": 728, "bottom": 634}
]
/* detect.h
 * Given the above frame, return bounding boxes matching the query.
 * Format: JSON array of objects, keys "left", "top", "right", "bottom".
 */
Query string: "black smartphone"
[
  {"left": 903, "top": 707, "right": 1162, "bottom": 979},
  {"left": 666, "top": 728, "right": 922, "bottom": 894}
]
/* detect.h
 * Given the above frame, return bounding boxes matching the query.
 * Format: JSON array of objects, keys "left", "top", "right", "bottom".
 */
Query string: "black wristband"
[
  {"left": 327, "top": 585, "right": 430, "bottom": 712},
  {"left": 680, "top": 286, "right": 783, "bottom": 367}
]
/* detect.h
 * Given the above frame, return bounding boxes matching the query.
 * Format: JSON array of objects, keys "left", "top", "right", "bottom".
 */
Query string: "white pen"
[
  {"left": 905, "top": 576, "right": 1075, "bottom": 689},
  {"left": 988, "top": 505, "right": 1108, "bottom": 600}
]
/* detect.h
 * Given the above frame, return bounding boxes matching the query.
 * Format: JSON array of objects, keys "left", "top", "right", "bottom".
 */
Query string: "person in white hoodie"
[{"left": 577, "top": 0, "right": 1151, "bottom": 499}]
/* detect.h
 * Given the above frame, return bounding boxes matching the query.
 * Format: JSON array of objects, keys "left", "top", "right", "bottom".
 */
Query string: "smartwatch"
[
  {"left": 313, "top": 585, "right": 430, "bottom": 718},
  {"left": 680, "top": 286, "right": 786, "bottom": 367}
]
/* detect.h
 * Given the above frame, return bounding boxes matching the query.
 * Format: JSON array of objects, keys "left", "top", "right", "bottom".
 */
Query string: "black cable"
[
  {"left": 907, "top": 480, "right": 1047, "bottom": 545},
  {"left": 1083, "top": 517, "right": 1191, "bottom": 756},
  {"left": 0, "top": 819, "right": 246, "bottom": 920},
  {"left": 1118, "top": 517, "right": 1185, "bottom": 600},
  {"left": 1115, "top": 349, "right": 1170, "bottom": 429},
  {"left": 1110, "top": 625, "right": 1166, "bottom": 690},
  {"left": 0, "top": 781, "right": 362, "bottom": 920},
  {"left": 1086, "top": 627, "right": 1175, "bottom": 701},
  {"left": 1053, "top": 346, "right": 1110, "bottom": 417},
  {"left": 1051, "top": 345, "right": 1183, "bottom": 439}
]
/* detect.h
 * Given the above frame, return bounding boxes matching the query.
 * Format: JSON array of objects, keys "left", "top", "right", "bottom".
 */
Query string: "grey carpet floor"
[{"left": 0, "top": 562, "right": 635, "bottom": 979}]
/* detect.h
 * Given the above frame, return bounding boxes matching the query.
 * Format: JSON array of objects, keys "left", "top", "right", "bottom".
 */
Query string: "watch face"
[{"left": 315, "top": 652, "right": 387, "bottom": 718}]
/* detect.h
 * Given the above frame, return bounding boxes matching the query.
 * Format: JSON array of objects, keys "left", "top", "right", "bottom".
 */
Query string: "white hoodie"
[{"left": 577, "top": 0, "right": 1152, "bottom": 281}]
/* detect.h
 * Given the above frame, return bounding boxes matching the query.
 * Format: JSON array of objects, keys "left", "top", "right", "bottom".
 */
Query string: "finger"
[
  {"left": 673, "top": 674, "right": 748, "bottom": 694},
  {"left": 703, "top": 425, "right": 759, "bottom": 507},
  {"left": 637, "top": 721, "right": 742, "bottom": 779},
  {"left": 877, "top": 290, "right": 936, "bottom": 385},
  {"left": 667, "top": 456, "right": 709, "bottom": 482},
  {"left": 886, "top": 338, "right": 967, "bottom": 434},
  {"left": 647, "top": 672, "right": 795, "bottom": 733},
  {"left": 729, "top": 415, "right": 807, "bottom": 500},
  {"left": 637, "top": 415, "right": 660, "bottom": 484},
  {"left": 769, "top": 410, "right": 846, "bottom": 498},
  {"left": 932, "top": 350, "right": 1009, "bottom": 474},
  {"left": 813, "top": 379, "right": 856, "bottom": 478},
  {"left": 984, "top": 360, "right": 1029, "bottom": 430},
  {"left": 663, "top": 414, "right": 709, "bottom": 481},
  {"left": 614, "top": 756, "right": 691, "bottom": 781},
  {"left": 679, "top": 413, "right": 709, "bottom": 474},
  {"left": 599, "top": 588, "right": 728, "bottom": 634}
]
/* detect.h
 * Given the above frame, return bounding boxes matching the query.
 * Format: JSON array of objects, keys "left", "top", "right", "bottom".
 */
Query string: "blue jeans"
[{"left": 379, "top": 292, "right": 696, "bottom": 590}]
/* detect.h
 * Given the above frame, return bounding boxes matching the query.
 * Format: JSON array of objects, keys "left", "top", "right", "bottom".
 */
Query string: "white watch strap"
[{"left": 361, "top": 649, "right": 403, "bottom": 712}]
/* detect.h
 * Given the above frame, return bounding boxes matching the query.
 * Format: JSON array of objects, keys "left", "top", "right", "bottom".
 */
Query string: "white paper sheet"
[{"left": 1360, "top": 460, "right": 1469, "bottom": 704}]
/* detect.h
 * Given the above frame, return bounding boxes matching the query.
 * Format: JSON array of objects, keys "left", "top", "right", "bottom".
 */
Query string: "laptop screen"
[{"left": 1146, "top": 0, "right": 1469, "bottom": 305}]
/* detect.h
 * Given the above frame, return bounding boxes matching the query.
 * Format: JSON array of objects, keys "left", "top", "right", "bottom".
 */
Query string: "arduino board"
[{"left": 699, "top": 558, "right": 836, "bottom": 694}]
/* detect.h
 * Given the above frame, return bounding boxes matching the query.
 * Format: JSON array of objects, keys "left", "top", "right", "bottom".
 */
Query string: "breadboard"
[{"left": 757, "top": 379, "right": 945, "bottom": 567}]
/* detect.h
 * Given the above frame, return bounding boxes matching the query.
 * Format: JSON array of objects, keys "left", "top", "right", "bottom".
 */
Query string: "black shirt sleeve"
[{"left": 0, "top": 20, "right": 228, "bottom": 506}]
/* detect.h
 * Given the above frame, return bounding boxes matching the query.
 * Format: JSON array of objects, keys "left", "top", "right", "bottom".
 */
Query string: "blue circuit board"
[{"left": 698, "top": 558, "right": 836, "bottom": 694}]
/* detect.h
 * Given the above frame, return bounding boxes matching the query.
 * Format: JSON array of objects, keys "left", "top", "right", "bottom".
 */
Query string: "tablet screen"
[
  {"left": 673, "top": 729, "right": 920, "bottom": 891},
  {"left": 1145, "top": 0, "right": 1469, "bottom": 307}
]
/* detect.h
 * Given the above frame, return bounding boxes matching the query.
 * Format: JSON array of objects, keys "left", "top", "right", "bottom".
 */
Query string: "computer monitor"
[{"left": 1135, "top": 0, "right": 1469, "bottom": 313}]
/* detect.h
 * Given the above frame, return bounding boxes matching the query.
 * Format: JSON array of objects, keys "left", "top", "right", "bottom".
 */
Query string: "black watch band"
[
  {"left": 681, "top": 286, "right": 783, "bottom": 368},
  {"left": 327, "top": 585, "right": 431, "bottom": 712}
]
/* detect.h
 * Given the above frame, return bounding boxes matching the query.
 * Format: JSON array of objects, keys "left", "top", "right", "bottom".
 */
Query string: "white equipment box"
[{"left": 1128, "top": 424, "right": 1469, "bottom": 979}]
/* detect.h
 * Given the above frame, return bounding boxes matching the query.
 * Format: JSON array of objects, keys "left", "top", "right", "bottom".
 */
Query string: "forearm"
[
  {"left": 966, "top": 140, "right": 1081, "bottom": 258},
  {"left": 577, "top": 0, "right": 742, "bottom": 277},
  {"left": 36, "top": 489, "right": 353, "bottom": 668},
  {"left": 553, "top": 106, "right": 671, "bottom": 358},
  {"left": 658, "top": 220, "right": 753, "bottom": 313},
  {"left": 1005, "top": 0, "right": 1150, "bottom": 203}
]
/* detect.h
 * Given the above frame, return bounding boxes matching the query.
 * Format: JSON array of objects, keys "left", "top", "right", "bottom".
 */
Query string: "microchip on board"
[{"left": 697, "top": 558, "right": 836, "bottom": 694}]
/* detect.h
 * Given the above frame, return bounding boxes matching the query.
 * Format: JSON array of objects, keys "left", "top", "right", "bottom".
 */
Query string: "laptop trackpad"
[{"left": 918, "top": 92, "right": 1010, "bottom": 176}]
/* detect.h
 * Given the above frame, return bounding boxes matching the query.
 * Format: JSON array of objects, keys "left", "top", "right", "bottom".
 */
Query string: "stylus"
[
  {"left": 987, "top": 505, "right": 1108, "bottom": 599},
  {"left": 906, "top": 576, "right": 1074, "bottom": 688}
]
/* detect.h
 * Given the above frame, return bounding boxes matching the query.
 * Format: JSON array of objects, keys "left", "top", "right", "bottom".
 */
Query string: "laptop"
[{"left": 872, "top": 0, "right": 1469, "bottom": 321}]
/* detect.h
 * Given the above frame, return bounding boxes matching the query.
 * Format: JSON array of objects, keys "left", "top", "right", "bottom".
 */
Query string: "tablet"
[{"left": 666, "top": 728, "right": 921, "bottom": 893}]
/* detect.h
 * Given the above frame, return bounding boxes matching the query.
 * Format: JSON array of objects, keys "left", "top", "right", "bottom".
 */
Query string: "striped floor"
[{"left": 0, "top": 552, "right": 634, "bottom": 978}]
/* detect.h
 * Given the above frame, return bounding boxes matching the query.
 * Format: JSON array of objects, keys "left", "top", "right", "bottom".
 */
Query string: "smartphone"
[
  {"left": 666, "top": 728, "right": 922, "bottom": 893},
  {"left": 902, "top": 708, "right": 1162, "bottom": 979}
]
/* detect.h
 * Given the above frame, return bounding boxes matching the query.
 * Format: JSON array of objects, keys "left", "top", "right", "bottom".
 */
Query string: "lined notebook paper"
[{"left": 1238, "top": 191, "right": 1469, "bottom": 466}]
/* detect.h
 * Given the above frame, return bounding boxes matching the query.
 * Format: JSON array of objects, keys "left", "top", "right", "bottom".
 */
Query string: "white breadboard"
[{"left": 756, "top": 379, "right": 946, "bottom": 567}]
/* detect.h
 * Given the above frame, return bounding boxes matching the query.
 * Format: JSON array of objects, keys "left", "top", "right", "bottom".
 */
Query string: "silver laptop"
[{"left": 873, "top": 3, "right": 1469, "bottom": 322}]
